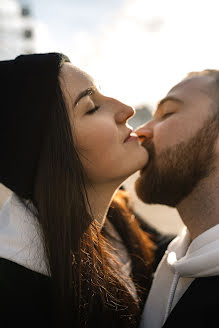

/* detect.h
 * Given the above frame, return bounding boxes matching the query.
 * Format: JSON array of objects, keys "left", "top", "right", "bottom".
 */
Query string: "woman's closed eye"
[{"left": 86, "top": 106, "right": 100, "bottom": 115}]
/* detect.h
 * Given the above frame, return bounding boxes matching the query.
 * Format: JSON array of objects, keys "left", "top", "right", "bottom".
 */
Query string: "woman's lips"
[{"left": 124, "top": 132, "right": 139, "bottom": 143}]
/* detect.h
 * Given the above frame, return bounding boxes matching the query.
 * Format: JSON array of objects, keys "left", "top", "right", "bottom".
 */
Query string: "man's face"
[{"left": 135, "top": 75, "right": 219, "bottom": 206}]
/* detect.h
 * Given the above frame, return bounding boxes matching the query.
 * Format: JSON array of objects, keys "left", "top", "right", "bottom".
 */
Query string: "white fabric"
[
  {"left": 140, "top": 224, "right": 219, "bottom": 328},
  {"left": 0, "top": 193, "right": 48, "bottom": 275}
]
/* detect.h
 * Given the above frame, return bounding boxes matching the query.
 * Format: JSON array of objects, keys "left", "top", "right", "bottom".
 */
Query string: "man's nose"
[{"left": 135, "top": 121, "right": 153, "bottom": 140}]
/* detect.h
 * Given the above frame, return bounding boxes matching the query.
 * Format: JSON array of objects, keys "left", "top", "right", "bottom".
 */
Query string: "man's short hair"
[{"left": 185, "top": 69, "right": 219, "bottom": 108}]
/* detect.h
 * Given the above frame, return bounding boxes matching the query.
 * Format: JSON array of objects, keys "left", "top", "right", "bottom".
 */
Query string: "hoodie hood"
[
  {"left": 140, "top": 224, "right": 219, "bottom": 328},
  {"left": 167, "top": 224, "right": 219, "bottom": 277},
  {"left": 0, "top": 193, "right": 48, "bottom": 275}
]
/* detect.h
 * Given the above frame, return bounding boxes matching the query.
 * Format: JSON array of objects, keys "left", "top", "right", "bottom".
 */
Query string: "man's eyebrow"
[
  {"left": 74, "top": 87, "right": 95, "bottom": 107},
  {"left": 157, "top": 96, "right": 184, "bottom": 109}
]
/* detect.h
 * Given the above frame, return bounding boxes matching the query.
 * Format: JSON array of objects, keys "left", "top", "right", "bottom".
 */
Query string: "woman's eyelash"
[{"left": 87, "top": 106, "right": 100, "bottom": 115}]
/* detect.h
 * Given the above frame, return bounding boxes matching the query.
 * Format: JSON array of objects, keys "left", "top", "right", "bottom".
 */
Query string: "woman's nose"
[
  {"left": 135, "top": 121, "right": 153, "bottom": 140},
  {"left": 115, "top": 103, "right": 135, "bottom": 123}
]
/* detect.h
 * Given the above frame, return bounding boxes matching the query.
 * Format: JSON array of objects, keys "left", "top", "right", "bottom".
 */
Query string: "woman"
[{"left": 0, "top": 53, "right": 155, "bottom": 327}]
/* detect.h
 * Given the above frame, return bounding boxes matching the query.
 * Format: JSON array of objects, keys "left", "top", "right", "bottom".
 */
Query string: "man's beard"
[{"left": 135, "top": 113, "right": 219, "bottom": 207}]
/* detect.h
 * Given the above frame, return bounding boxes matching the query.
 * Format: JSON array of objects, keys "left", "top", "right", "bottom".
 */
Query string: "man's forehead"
[
  {"left": 167, "top": 75, "right": 215, "bottom": 98},
  {"left": 153, "top": 74, "right": 217, "bottom": 117}
]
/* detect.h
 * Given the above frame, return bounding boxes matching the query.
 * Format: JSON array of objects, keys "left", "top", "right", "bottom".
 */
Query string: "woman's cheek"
[{"left": 83, "top": 123, "right": 117, "bottom": 150}]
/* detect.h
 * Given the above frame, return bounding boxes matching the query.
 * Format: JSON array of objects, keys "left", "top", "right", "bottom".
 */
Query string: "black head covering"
[{"left": 0, "top": 52, "right": 70, "bottom": 198}]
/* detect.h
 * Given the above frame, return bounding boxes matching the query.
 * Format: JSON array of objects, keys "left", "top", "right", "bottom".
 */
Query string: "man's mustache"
[{"left": 141, "top": 138, "right": 155, "bottom": 159}]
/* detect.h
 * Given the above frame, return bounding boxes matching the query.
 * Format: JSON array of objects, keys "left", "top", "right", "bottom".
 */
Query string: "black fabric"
[
  {"left": 135, "top": 213, "right": 175, "bottom": 271},
  {"left": 0, "top": 53, "right": 70, "bottom": 199},
  {"left": 0, "top": 258, "right": 54, "bottom": 327},
  {"left": 162, "top": 276, "right": 219, "bottom": 328}
]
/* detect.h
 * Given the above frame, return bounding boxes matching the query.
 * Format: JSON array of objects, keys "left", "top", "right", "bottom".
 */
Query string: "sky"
[{"left": 14, "top": 0, "right": 219, "bottom": 109}]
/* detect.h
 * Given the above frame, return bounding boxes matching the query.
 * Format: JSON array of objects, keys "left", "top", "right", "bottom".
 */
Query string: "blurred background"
[{"left": 2, "top": 0, "right": 218, "bottom": 234}]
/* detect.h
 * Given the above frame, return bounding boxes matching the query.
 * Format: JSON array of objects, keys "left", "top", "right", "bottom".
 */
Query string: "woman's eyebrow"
[{"left": 74, "top": 87, "right": 95, "bottom": 107}]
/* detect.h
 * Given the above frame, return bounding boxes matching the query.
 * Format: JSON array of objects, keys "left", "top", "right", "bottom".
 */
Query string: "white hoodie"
[
  {"left": 0, "top": 193, "right": 48, "bottom": 275},
  {"left": 140, "top": 224, "right": 219, "bottom": 328}
]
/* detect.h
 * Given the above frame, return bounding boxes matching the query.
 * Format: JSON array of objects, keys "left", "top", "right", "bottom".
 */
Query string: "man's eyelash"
[
  {"left": 162, "top": 112, "right": 173, "bottom": 119},
  {"left": 87, "top": 106, "right": 100, "bottom": 115}
]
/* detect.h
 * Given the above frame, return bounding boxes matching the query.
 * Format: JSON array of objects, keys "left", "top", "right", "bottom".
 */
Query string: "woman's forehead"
[
  {"left": 59, "top": 63, "right": 96, "bottom": 103},
  {"left": 60, "top": 63, "right": 94, "bottom": 86}
]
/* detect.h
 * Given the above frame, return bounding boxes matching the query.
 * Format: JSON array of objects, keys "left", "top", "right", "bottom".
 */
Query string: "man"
[{"left": 134, "top": 69, "right": 219, "bottom": 328}]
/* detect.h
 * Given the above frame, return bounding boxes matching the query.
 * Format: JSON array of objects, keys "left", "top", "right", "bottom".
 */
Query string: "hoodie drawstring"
[{"left": 163, "top": 272, "right": 179, "bottom": 324}]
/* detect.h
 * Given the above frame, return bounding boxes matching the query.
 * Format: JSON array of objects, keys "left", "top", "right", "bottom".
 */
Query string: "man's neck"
[{"left": 177, "top": 174, "right": 219, "bottom": 240}]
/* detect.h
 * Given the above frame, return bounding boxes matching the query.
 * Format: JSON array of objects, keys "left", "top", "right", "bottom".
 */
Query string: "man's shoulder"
[
  {"left": 180, "top": 276, "right": 219, "bottom": 304},
  {"left": 163, "top": 276, "right": 219, "bottom": 328},
  {"left": 191, "top": 275, "right": 219, "bottom": 289}
]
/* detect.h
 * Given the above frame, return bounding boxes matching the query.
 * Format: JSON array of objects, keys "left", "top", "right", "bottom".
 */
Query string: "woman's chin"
[{"left": 119, "top": 161, "right": 149, "bottom": 184}]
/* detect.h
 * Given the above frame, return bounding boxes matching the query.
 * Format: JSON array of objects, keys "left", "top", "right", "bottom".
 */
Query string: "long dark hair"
[
  {"left": 20, "top": 78, "right": 154, "bottom": 327},
  {"left": 106, "top": 190, "right": 155, "bottom": 305}
]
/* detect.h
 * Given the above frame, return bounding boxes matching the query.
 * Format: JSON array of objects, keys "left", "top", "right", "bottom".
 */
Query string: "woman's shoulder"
[
  {"left": 0, "top": 257, "right": 50, "bottom": 286},
  {"left": 0, "top": 258, "right": 53, "bottom": 325}
]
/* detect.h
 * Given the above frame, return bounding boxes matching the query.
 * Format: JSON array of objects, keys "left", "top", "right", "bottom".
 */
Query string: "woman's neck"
[{"left": 85, "top": 182, "right": 119, "bottom": 228}]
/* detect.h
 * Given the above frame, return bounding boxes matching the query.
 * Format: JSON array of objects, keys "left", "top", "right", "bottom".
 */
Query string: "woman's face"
[{"left": 59, "top": 63, "right": 148, "bottom": 186}]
